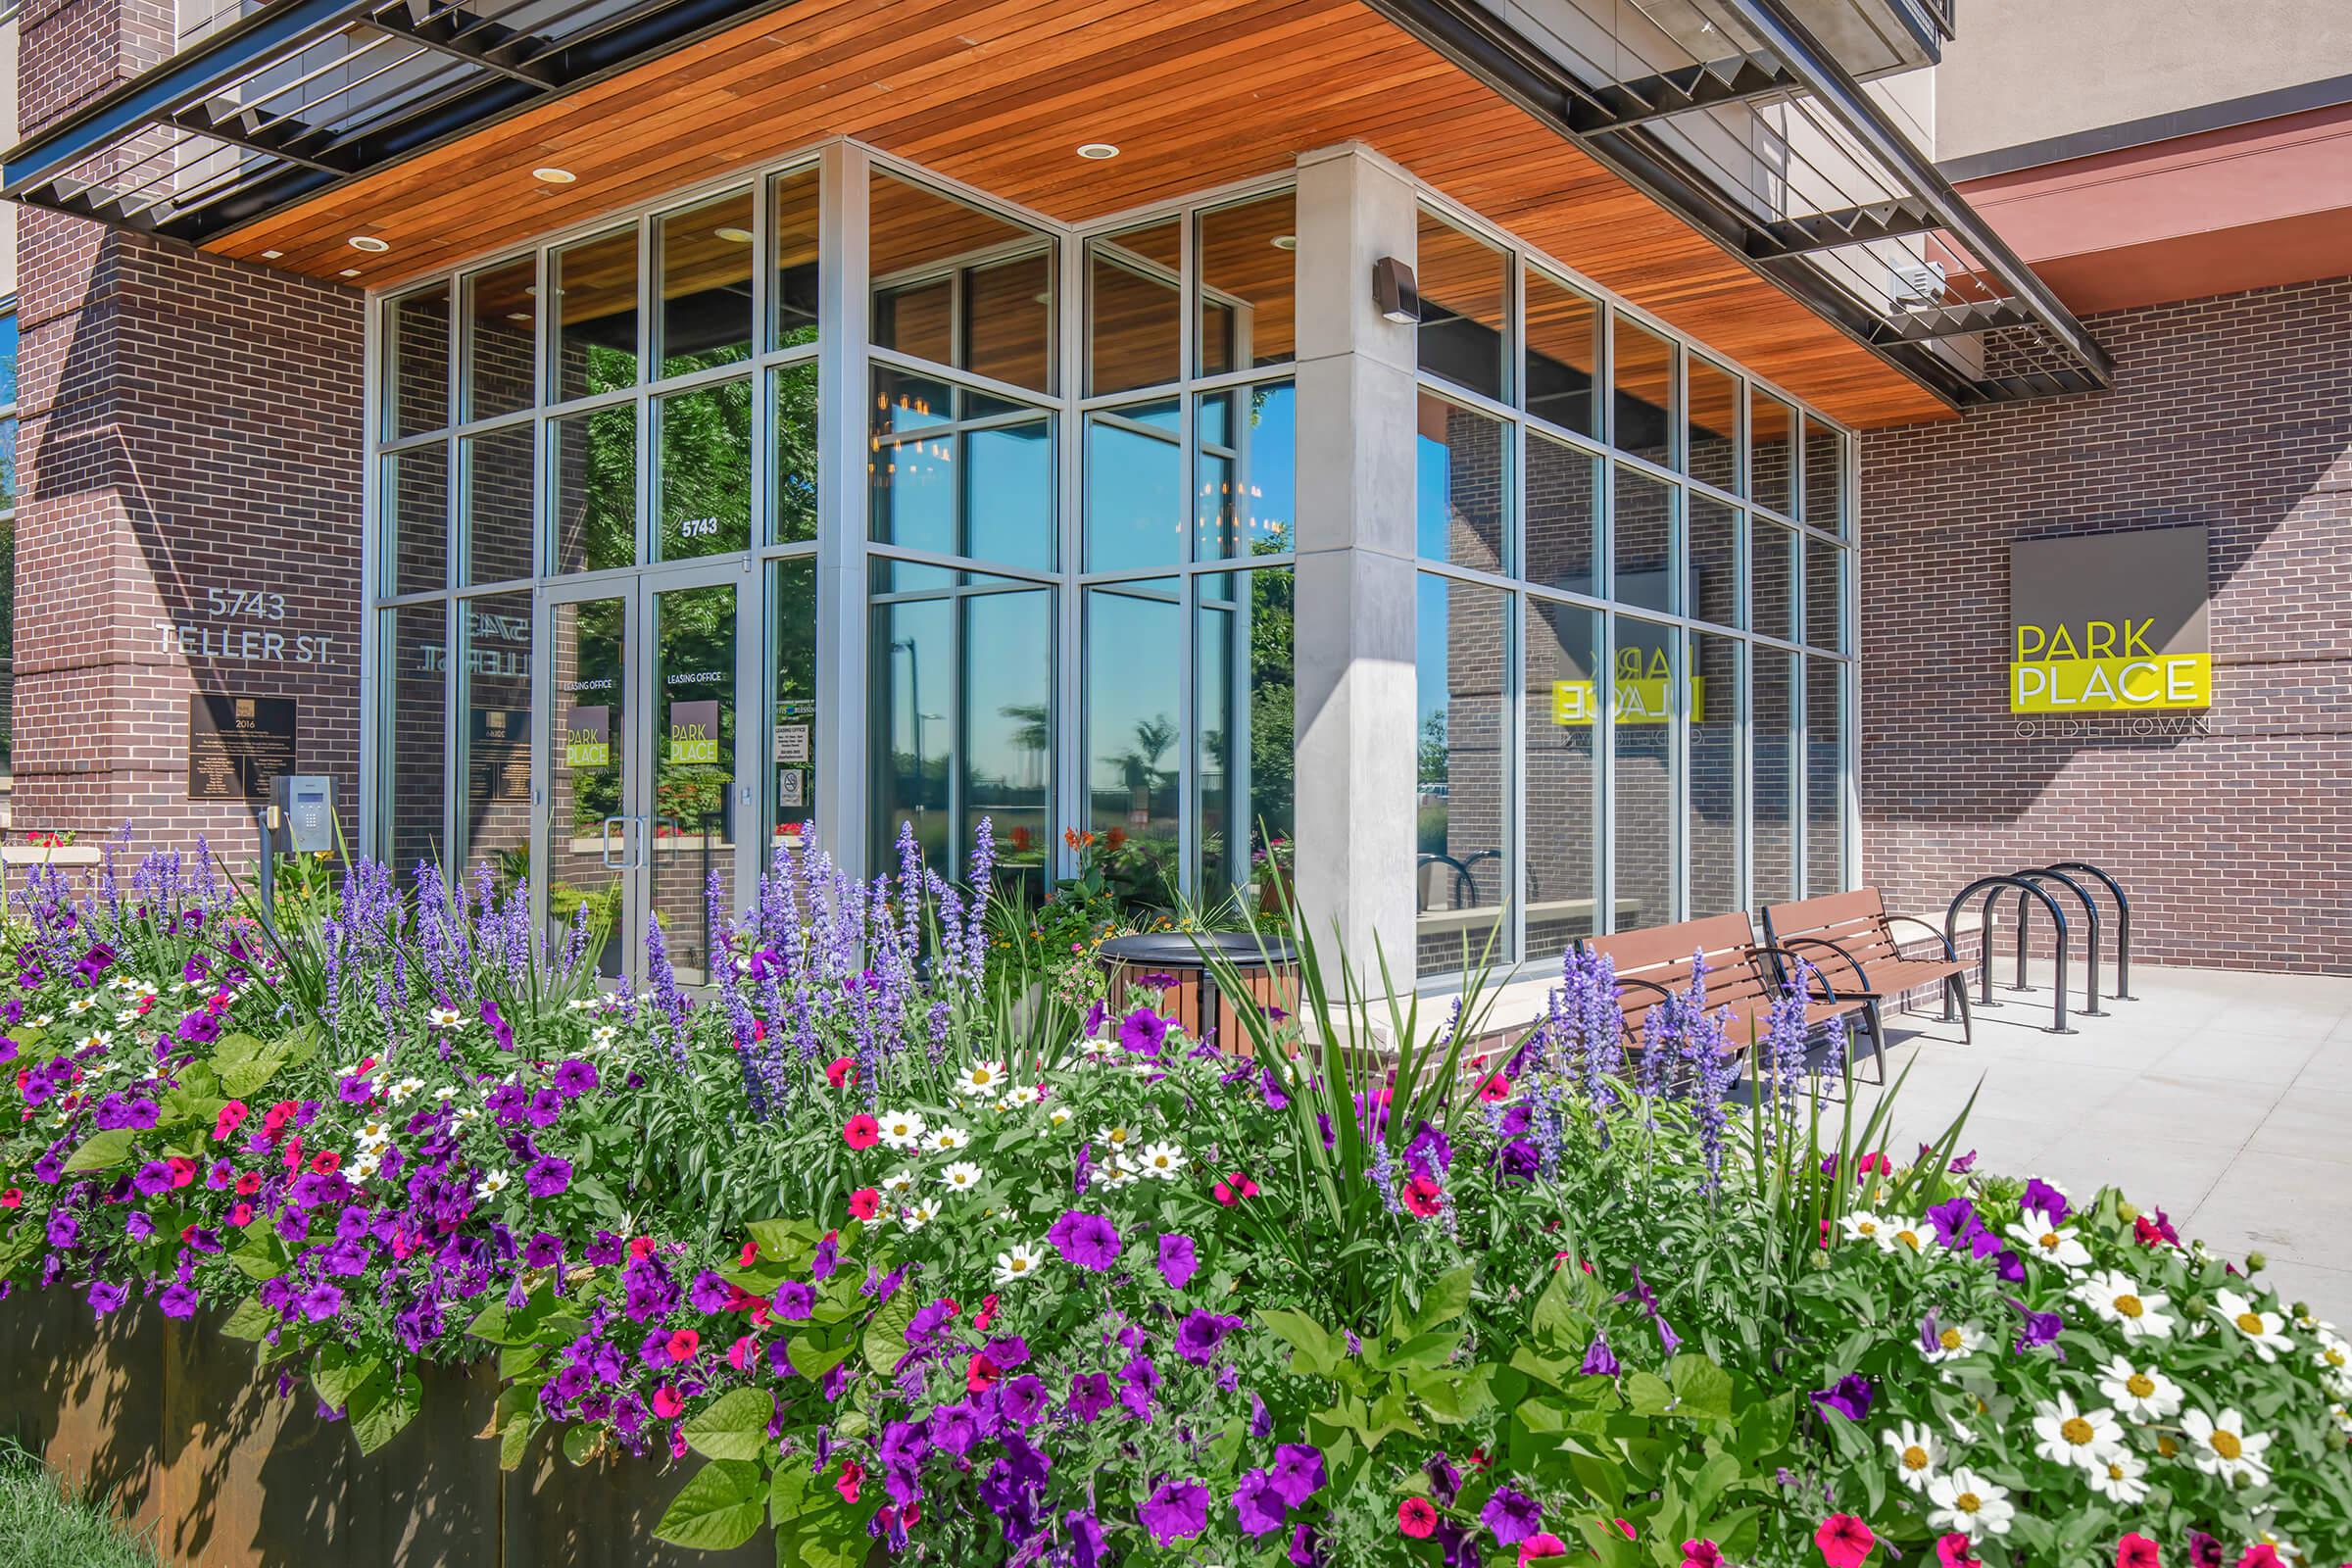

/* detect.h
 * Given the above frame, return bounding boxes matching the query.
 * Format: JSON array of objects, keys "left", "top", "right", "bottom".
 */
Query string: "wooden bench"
[
  {"left": 1582, "top": 912, "right": 1880, "bottom": 1086},
  {"left": 1761, "top": 889, "right": 1975, "bottom": 1047}
]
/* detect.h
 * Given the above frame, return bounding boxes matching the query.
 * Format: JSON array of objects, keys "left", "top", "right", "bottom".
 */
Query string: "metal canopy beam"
[
  {"left": 1720, "top": 0, "right": 2114, "bottom": 385},
  {"left": 1749, "top": 198, "right": 1941, "bottom": 256},
  {"left": 1566, "top": 53, "right": 1803, "bottom": 134},
  {"left": 1885, "top": 298, "right": 2040, "bottom": 341},
  {"left": 169, "top": 100, "right": 360, "bottom": 177},
  {"left": 361, "top": 6, "right": 559, "bottom": 88}
]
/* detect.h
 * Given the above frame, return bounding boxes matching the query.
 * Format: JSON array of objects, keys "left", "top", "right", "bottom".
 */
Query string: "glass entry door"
[{"left": 540, "top": 563, "right": 745, "bottom": 987}]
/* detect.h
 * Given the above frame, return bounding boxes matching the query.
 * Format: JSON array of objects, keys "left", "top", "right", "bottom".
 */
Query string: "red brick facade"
[
  {"left": 1859, "top": 277, "right": 2352, "bottom": 974},
  {"left": 13, "top": 0, "right": 367, "bottom": 851}
]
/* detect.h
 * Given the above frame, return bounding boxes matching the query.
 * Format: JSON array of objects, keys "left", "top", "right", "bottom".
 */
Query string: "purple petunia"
[
  {"left": 86, "top": 1280, "right": 127, "bottom": 1317},
  {"left": 2021, "top": 1177, "right": 2070, "bottom": 1225},
  {"left": 132, "top": 1161, "right": 174, "bottom": 1199},
  {"left": 1157, "top": 1232, "right": 1199, "bottom": 1290},
  {"left": 156, "top": 1282, "right": 199, "bottom": 1319},
  {"left": 1810, "top": 1373, "right": 1874, "bottom": 1423},
  {"left": 1066, "top": 1372, "right": 1114, "bottom": 1424},
  {"left": 300, "top": 1283, "right": 346, "bottom": 1322},
  {"left": 1480, "top": 1486, "right": 1543, "bottom": 1545},
  {"left": 1173, "top": 1309, "right": 1243, "bottom": 1365},
  {"left": 1267, "top": 1444, "right": 1324, "bottom": 1508},
  {"left": 999, "top": 1374, "right": 1048, "bottom": 1427},
  {"left": 1046, "top": 1210, "right": 1122, "bottom": 1272},
  {"left": 1117, "top": 1007, "right": 1171, "bottom": 1057},
  {"left": 1580, "top": 1333, "right": 1620, "bottom": 1376},
  {"left": 2010, "top": 1298, "right": 2065, "bottom": 1352},
  {"left": 552, "top": 1057, "right": 599, "bottom": 1099},
  {"left": 1140, "top": 1480, "right": 1209, "bottom": 1546},
  {"left": 522, "top": 1155, "right": 571, "bottom": 1199},
  {"left": 688, "top": 1270, "right": 732, "bottom": 1314},
  {"left": 771, "top": 1279, "right": 814, "bottom": 1321},
  {"left": 1232, "top": 1469, "right": 1287, "bottom": 1538}
]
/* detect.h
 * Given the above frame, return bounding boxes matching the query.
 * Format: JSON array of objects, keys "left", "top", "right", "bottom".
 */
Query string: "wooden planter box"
[{"left": 0, "top": 1290, "right": 773, "bottom": 1567}]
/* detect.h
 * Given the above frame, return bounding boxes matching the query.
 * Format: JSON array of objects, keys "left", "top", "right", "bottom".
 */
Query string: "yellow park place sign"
[{"left": 2009, "top": 527, "right": 2213, "bottom": 715}]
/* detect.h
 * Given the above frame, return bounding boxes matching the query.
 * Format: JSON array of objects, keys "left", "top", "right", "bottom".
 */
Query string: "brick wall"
[
  {"left": 14, "top": 0, "right": 367, "bottom": 855},
  {"left": 1859, "top": 277, "right": 2352, "bottom": 974}
]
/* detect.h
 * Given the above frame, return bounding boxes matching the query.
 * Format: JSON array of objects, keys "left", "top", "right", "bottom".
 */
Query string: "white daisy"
[
  {"left": 2072, "top": 1269, "right": 2174, "bottom": 1341},
  {"left": 387, "top": 1076, "right": 426, "bottom": 1105},
  {"left": 939, "top": 1160, "right": 984, "bottom": 1193},
  {"left": 30, "top": 1012, "right": 53, "bottom": 1027},
  {"left": 877, "top": 1109, "right": 928, "bottom": 1152},
  {"left": 350, "top": 1152, "right": 383, "bottom": 1183},
  {"left": 1098, "top": 1155, "right": 1141, "bottom": 1188},
  {"left": 2006, "top": 1206, "right": 2091, "bottom": 1270},
  {"left": 1882, "top": 1216, "right": 1931, "bottom": 1255},
  {"left": 1922, "top": 1321, "right": 1985, "bottom": 1363},
  {"left": 1097, "top": 1124, "right": 1141, "bottom": 1153},
  {"left": 881, "top": 1169, "right": 918, "bottom": 1197},
  {"left": 955, "top": 1059, "right": 1009, "bottom": 1098},
  {"left": 428, "top": 1005, "right": 464, "bottom": 1029},
  {"left": 2086, "top": 1448, "right": 2148, "bottom": 1505},
  {"left": 993, "top": 1244, "right": 1045, "bottom": 1285},
  {"left": 2180, "top": 1406, "right": 2272, "bottom": 1486},
  {"left": 113, "top": 1008, "right": 144, "bottom": 1025},
  {"left": 926, "top": 1126, "right": 971, "bottom": 1153},
  {"left": 2215, "top": 1290, "right": 2294, "bottom": 1362},
  {"left": 453, "top": 1103, "right": 482, "bottom": 1124},
  {"left": 1881, "top": 1422, "right": 1942, "bottom": 1491},
  {"left": 591, "top": 1024, "right": 618, "bottom": 1049},
  {"left": 76, "top": 1030, "right": 112, "bottom": 1053},
  {"left": 67, "top": 996, "right": 97, "bottom": 1016},
  {"left": 2312, "top": 1329, "right": 2352, "bottom": 1394},
  {"left": 2332, "top": 1401, "right": 2352, "bottom": 1436},
  {"left": 433, "top": 1086, "right": 461, "bottom": 1102},
  {"left": 474, "top": 1169, "right": 511, "bottom": 1200},
  {"left": 355, "top": 1119, "right": 393, "bottom": 1152},
  {"left": 566, "top": 997, "right": 601, "bottom": 1011},
  {"left": 1926, "top": 1468, "right": 2014, "bottom": 1541},
  {"left": 1838, "top": 1210, "right": 1888, "bottom": 1247},
  {"left": 2031, "top": 1392, "right": 2123, "bottom": 1471},
  {"left": 902, "top": 1200, "right": 940, "bottom": 1232},
  {"left": 1136, "top": 1142, "right": 1186, "bottom": 1179},
  {"left": 2095, "top": 1355, "right": 2183, "bottom": 1421}
]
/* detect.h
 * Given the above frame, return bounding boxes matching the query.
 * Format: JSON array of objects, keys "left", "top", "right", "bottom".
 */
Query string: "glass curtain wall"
[{"left": 1410, "top": 204, "right": 1854, "bottom": 981}]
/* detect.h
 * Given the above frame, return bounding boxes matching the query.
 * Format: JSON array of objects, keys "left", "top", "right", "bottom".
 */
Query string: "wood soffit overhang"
[{"left": 217, "top": 0, "right": 1955, "bottom": 427}]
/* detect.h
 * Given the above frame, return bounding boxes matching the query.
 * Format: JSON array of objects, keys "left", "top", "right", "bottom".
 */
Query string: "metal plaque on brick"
[
  {"left": 187, "top": 694, "right": 298, "bottom": 801},
  {"left": 2010, "top": 525, "right": 2211, "bottom": 712}
]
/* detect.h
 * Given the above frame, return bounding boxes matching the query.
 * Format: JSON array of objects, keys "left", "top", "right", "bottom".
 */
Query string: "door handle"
[{"left": 601, "top": 815, "right": 627, "bottom": 867}]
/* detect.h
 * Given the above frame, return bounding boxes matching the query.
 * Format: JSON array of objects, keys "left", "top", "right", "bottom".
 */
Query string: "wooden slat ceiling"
[{"left": 220, "top": 0, "right": 1954, "bottom": 426}]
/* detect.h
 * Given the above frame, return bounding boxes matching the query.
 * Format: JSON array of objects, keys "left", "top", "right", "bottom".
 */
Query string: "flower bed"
[{"left": 2, "top": 832, "right": 2348, "bottom": 1568}]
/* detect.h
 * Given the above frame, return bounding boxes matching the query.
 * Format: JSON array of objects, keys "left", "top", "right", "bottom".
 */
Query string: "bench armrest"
[
  {"left": 1774, "top": 935, "right": 1874, "bottom": 997},
  {"left": 1748, "top": 945, "right": 1849, "bottom": 1005},
  {"left": 1883, "top": 913, "right": 1959, "bottom": 961}
]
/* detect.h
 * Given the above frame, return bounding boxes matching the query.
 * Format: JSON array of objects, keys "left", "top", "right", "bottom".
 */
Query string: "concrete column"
[{"left": 1290, "top": 143, "right": 1421, "bottom": 989}]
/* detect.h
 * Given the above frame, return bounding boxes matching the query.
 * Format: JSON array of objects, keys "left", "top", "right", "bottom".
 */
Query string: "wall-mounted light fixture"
[{"left": 1372, "top": 257, "right": 1420, "bottom": 324}]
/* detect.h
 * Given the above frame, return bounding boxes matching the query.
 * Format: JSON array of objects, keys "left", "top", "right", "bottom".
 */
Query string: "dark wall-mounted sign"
[
  {"left": 187, "top": 694, "right": 298, "bottom": 801},
  {"left": 469, "top": 707, "right": 533, "bottom": 801},
  {"left": 2011, "top": 525, "right": 2211, "bottom": 713}
]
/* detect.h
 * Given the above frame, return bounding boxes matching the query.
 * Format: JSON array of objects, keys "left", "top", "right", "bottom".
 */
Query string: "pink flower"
[
  {"left": 212, "top": 1101, "right": 248, "bottom": 1141},
  {"left": 824, "top": 1056, "right": 855, "bottom": 1089},
  {"left": 2115, "top": 1535, "right": 2158, "bottom": 1568},
  {"left": 1478, "top": 1073, "right": 1511, "bottom": 1102},
  {"left": 650, "top": 1385, "right": 683, "bottom": 1418},
  {"left": 727, "top": 1335, "right": 756, "bottom": 1371},
  {"left": 665, "top": 1328, "right": 699, "bottom": 1362},
  {"left": 1684, "top": 1542, "right": 1726, "bottom": 1568},
  {"left": 1519, "top": 1536, "right": 1569, "bottom": 1563},
  {"left": 849, "top": 1187, "right": 880, "bottom": 1220},
  {"left": 1402, "top": 1176, "right": 1444, "bottom": 1217},
  {"left": 843, "top": 1114, "right": 880, "bottom": 1150},
  {"left": 1213, "top": 1171, "right": 1260, "bottom": 1205},
  {"left": 1396, "top": 1499, "right": 1438, "bottom": 1540},
  {"left": 834, "top": 1460, "right": 862, "bottom": 1504},
  {"left": 2235, "top": 1549, "right": 2281, "bottom": 1568},
  {"left": 1936, "top": 1535, "right": 1983, "bottom": 1568},
  {"left": 1816, "top": 1515, "right": 1876, "bottom": 1568}
]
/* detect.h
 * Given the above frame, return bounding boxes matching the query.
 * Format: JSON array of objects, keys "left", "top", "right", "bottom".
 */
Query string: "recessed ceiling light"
[
  {"left": 507, "top": 312, "right": 532, "bottom": 322},
  {"left": 337, "top": 268, "right": 363, "bottom": 277},
  {"left": 1076, "top": 142, "right": 1120, "bottom": 160},
  {"left": 348, "top": 235, "right": 389, "bottom": 253},
  {"left": 714, "top": 225, "right": 754, "bottom": 244},
  {"left": 1270, "top": 234, "right": 1298, "bottom": 251},
  {"left": 260, "top": 248, "right": 283, "bottom": 259},
  {"left": 532, "top": 167, "right": 576, "bottom": 184}
]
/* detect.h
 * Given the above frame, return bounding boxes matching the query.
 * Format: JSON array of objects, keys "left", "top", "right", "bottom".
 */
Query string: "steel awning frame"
[
  {"left": 5, "top": 0, "right": 2105, "bottom": 410},
  {"left": 2, "top": 0, "right": 802, "bottom": 238},
  {"left": 1363, "top": 0, "right": 2112, "bottom": 409}
]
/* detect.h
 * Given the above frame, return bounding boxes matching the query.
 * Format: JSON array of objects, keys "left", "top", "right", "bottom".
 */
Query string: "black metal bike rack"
[
  {"left": 1944, "top": 874, "right": 2076, "bottom": 1033},
  {"left": 2047, "top": 860, "right": 2136, "bottom": 1001},
  {"left": 2011, "top": 867, "right": 2106, "bottom": 1018}
]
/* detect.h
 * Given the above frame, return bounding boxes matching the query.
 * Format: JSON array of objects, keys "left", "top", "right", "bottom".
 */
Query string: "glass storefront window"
[
  {"left": 1805, "top": 658, "right": 1846, "bottom": 894},
  {"left": 869, "top": 562, "right": 1054, "bottom": 898},
  {"left": 1611, "top": 316, "right": 1675, "bottom": 468},
  {"left": 1525, "top": 268, "right": 1597, "bottom": 439},
  {"left": 381, "top": 604, "right": 449, "bottom": 879},
  {"left": 1752, "top": 519, "right": 1797, "bottom": 643},
  {"left": 546, "top": 594, "right": 628, "bottom": 976},
  {"left": 659, "top": 188, "right": 756, "bottom": 377},
  {"left": 870, "top": 367, "right": 1054, "bottom": 570},
  {"left": 870, "top": 171, "right": 1055, "bottom": 397},
  {"left": 552, "top": 228, "right": 638, "bottom": 403},
  {"left": 1198, "top": 190, "right": 1297, "bottom": 374},
  {"left": 1805, "top": 537, "right": 1843, "bottom": 653},
  {"left": 460, "top": 424, "right": 535, "bottom": 586},
  {"left": 458, "top": 591, "right": 533, "bottom": 874},
  {"left": 1416, "top": 210, "right": 1509, "bottom": 404},
  {"left": 1523, "top": 598, "right": 1596, "bottom": 966},
  {"left": 1416, "top": 391, "right": 1506, "bottom": 572},
  {"left": 1688, "top": 355, "right": 1738, "bottom": 493},
  {"left": 1612, "top": 467, "right": 1674, "bottom": 613},
  {"left": 1610, "top": 613, "right": 1676, "bottom": 932},
  {"left": 656, "top": 378, "right": 753, "bottom": 559},
  {"left": 773, "top": 363, "right": 819, "bottom": 546},
  {"left": 1196, "top": 380, "right": 1296, "bottom": 561},
  {"left": 651, "top": 581, "right": 737, "bottom": 983},
  {"left": 1089, "top": 220, "right": 1181, "bottom": 396},
  {"left": 1086, "top": 400, "right": 1183, "bottom": 573},
  {"left": 1689, "top": 630, "right": 1740, "bottom": 918},
  {"left": 384, "top": 448, "right": 451, "bottom": 596},
  {"left": 1085, "top": 579, "right": 1183, "bottom": 904},
  {"left": 770, "top": 165, "right": 821, "bottom": 351},
  {"left": 1197, "top": 566, "right": 1294, "bottom": 901},
  {"left": 770, "top": 558, "right": 818, "bottom": 841},
  {"left": 386, "top": 285, "right": 450, "bottom": 438},
  {"left": 1803, "top": 416, "right": 1845, "bottom": 535},
  {"left": 465, "top": 258, "right": 538, "bottom": 421},
  {"left": 1415, "top": 574, "right": 1510, "bottom": 971},
  {"left": 1525, "top": 431, "right": 1596, "bottom": 596},
  {"left": 1689, "top": 495, "right": 1737, "bottom": 629},
  {"left": 1751, "top": 389, "right": 1795, "bottom": 515},
  {"left": 551, "top": 405, "right": 636, "bottom": 575},
  {"left": 1752, "top": 648, "right": 1798, "bottom": 907}
]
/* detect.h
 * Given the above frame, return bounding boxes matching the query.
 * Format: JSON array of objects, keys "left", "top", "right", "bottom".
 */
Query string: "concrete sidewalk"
[{"left": 1852, "top": 961, "right": 2352, "bottom": 1324}]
